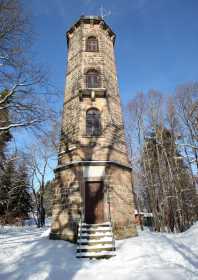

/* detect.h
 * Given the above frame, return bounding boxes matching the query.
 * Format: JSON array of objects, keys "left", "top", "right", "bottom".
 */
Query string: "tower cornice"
[{"left": 66, "top": 15, "right": 116, "bottom": 46}]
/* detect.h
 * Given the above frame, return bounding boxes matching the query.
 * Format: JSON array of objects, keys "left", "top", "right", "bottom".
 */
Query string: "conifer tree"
[
  {"left": 0, "top": 158, "right": 32, "bottom": 224},
  {"left": 8, "top": 162, "right": 32, "bottom": 219},
  {"left": 0, "top": 160, "right": 15, "bottom": 222}
]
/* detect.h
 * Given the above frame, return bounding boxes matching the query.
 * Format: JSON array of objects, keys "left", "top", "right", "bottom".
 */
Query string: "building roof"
[
  {"left": 66, "top": 15, "right": 116, "bottom": 46},
  {"left": 134, "top": 209, "right": 153, "bottom": 217}
]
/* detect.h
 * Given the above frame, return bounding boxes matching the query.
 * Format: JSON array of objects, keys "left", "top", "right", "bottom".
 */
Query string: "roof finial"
[{"left": 99, "top": 5, "right": 111, "bottom": 19}]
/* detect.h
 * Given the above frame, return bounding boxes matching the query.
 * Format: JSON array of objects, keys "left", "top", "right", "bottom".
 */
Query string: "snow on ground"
[{"left": 0, "top": 223, "right": 198, "bottom": 280}]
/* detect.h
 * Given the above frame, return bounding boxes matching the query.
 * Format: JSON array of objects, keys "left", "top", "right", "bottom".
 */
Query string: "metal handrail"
[
  {"left": 106, "top": 181, "right": 116, "bottom": 251},
  {"left": 78, "top": 201, "right": 84, "bottom": 255}
]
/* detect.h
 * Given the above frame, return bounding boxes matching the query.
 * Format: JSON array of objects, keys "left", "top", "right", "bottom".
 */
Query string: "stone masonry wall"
[
  {"left": 50, "top": 17, "right": 137, "bottom": 242},
  {"left": 60, "top": 20, "right": 128, "bottom": 163},
  {"left": 50, "top": 166, "right": 82, "bottom": 242},
  {"left": 105, "top": 165, "right": 137, "bottom": 239}
]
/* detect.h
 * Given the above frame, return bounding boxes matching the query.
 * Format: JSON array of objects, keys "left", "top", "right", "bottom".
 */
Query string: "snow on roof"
[{"left": 134, "top": 209, "right": 153, "bottom": 217}]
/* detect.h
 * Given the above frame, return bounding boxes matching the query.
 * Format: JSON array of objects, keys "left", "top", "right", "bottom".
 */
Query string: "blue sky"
[{"left": 26, "top": 0, "right": 198, "bottom": 105}]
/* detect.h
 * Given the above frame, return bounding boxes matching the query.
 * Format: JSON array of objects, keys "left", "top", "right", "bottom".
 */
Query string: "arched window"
[
  {"left": 86, "top": 36, "right": 98, "bottom": 52},
  {"left": 86, "top": 108, "right": 101, "bottom": 136},
  {"left": 86, "top": 69, "right": 101, "bottom": 88}
]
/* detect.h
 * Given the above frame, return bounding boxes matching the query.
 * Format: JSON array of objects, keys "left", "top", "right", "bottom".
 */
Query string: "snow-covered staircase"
[{"left": 76, "top": 222, "right": 116, "bottom": 259}]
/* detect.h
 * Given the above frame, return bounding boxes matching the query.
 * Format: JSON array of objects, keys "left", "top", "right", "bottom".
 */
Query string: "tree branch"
[{"left": 0, "top": 119, "right": 39, "bottom": 131}]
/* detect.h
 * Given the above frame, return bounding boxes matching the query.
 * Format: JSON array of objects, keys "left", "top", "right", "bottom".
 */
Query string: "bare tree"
[
  {"left": 125, "top": 92, "right": 147, "bottom": 229},
  {"left": 175, "top": 82, "right": 198, "bottom": 172},
  {"left": 0, "top": 1, "right": 62, "bottom": 227},
  {"left": 0, "top": 0, "right": 56, "bottom": 134},
  {"left": 26, "top": 119, "right": 59, "bottom": 227},
  {"left": 126, "top": 87, "right": 198, "bottom": 233}
]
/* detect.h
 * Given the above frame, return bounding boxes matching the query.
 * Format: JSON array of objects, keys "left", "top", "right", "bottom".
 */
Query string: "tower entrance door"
[{"left": 85, "top": 181, "right": 104, "bottom": 224}]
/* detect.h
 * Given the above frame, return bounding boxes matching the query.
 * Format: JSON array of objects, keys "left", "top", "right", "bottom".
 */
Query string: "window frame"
[
  {"left": 86, "top": 36, "right": 99, "bottom": 52},
  {"left": 86, "top": 108, "right": 101, "bottom": 136},
  {"left": 86, "top": 69, "right": 101, "bottom": 88}
]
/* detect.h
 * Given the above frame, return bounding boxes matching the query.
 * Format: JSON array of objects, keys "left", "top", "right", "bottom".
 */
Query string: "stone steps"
[
  {"left": 78, "top": 226, "right": 113, "bottom": 232},
  {"left": 76, "top": 251, "right": 116, "bottom": 258},
  {"left": 79, "top": 231, "right": 113, "bottom": 235},
  {"left": 77, "top": 239, "right": 112, "bottom": 245},
  {"left": 76, "top": 222, "right": 116, "bottom": 259},
  {"left": 81, "top": 222, "right": 111, "bottom": 227}
]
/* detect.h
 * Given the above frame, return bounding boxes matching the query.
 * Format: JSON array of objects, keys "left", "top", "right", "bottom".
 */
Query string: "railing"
[
  {"left": 78, "top": 201, "right": 84, "bottom": 255},
  {"left": 106, "top": 180, "right": 116, "bottom": 251}
]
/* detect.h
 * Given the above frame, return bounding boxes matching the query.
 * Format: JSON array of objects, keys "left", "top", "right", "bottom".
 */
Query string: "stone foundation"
[
  {"left": 50, "top": 161, "right": 137, "bottom": 242},
  {"left": 49, "top": 223, "right": 78, "bottom": 243},
  {"left": 113, "top": 223, "right": 137, "bottom": 239}
]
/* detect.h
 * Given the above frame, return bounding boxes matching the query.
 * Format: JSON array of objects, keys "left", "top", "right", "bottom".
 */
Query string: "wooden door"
[{"left": 85, "top": 181, "right": 104, "bottom": 224}]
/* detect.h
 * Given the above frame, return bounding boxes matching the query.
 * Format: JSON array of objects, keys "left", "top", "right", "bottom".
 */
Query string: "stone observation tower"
[{"left": 50, "top": 16, "right": 137, "bottom": 256}]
